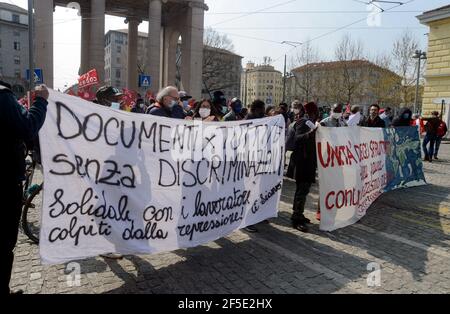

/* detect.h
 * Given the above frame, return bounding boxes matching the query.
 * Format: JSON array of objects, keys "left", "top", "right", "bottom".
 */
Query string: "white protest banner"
[
  {"left": 39, "top": 91, "right": 285, "bottom": 264},
  {"left": 316, "top": 126, "right": 426, "bottom": 231}
]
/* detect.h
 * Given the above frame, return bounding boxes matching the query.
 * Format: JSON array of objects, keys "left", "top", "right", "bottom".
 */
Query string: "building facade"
[
  {"left": 417, "top": 5, "right": 450, "bottom": 126},
  {"left": 241, "top": 62, "right": 283, "bottom": 107},
  {"left": 104, "top": 29, "right": 242, "bottom": 99},
  {"left": 0, "top": 3, "right": 29, "bottom": 97},
  {"left": 34, "top": 0, "right": 207, "bottom": 99},
  {"left": 290, "top": 60, "right": 402, "bottom": 110},
  {"left": 201, "top": 46, "right": 242, "bottom": 100}
]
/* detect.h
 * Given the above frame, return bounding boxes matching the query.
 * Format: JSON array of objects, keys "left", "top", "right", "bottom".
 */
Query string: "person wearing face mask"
[
  {"left": 192, "top": 99, "right": 220, "bottom": 122},
  {"left": 223, "top": 98, "right": 243, "bottom": 122},
  {"left": 379, "top": 107, "right": 393, "bottom": 127},
  {"left": 179, "top": 91, "right": 193, "bottom": 116},
  {"left": 320, "top": 103, "right": 347, "bottom": 127},
  {"left": 392, "top": 108, "right": 413, "bottom": 127},
  {"left": 291, "top": 102, "right": 320, "bottom": 233},
  {"left": 95, "top": 86, "right": 124, "bottom": 110},
  {"left": 361, "top": 104, "right": 386, "bottom": 128},
  {"left": 146, "top": 86, "right": 186, "bottom": 119},
  {"left": 131, "top": 98, "right": 147, "bottom": 114}
]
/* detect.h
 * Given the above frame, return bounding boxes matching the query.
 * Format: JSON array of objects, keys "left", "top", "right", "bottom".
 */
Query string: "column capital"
[
  {"left": 188, "top": 1, "right": 209, "bottom": 11},
  {"left": 125, "top": 16, "right": 142, "bottom": 24}
]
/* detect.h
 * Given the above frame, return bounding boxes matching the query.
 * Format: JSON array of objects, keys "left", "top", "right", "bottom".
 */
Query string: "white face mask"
[
  {"left": 110, "top": 102, "right": 120, "bottom": 110},
  {"left": 199, "top": 108, "right": 211, "bottom": 118},
  {"left": 170, "top": 100, "right": 179, "bottom": 107},
  {"left": 332, "top": 112, "right": 342, "bottom": 120},
  {"left": 293, "top": 109, "right": 300, "bottom": 115}
]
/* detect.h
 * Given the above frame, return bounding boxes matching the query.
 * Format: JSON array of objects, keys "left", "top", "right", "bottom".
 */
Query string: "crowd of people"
[{"left": 1, "top": 79, "right": 448, "bottom": 294}]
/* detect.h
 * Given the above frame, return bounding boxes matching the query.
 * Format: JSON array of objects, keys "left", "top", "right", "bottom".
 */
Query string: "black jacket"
[
  {"left": 361, "top": 116, "right": 386, "bottom": 128},
  {"left": 293, "top": 118, "right": 317, "bottom": 183},
  {"left": 392, "top": 108, "right": 412, "bottom": 127},
  {"left": 0, "top": 85, "right": 48, "bottom": 182}
]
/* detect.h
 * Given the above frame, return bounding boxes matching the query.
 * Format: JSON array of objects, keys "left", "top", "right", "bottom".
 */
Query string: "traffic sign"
[
  {"left": 139, "top": 75, "right": 151, "bottom": 88},
  {"left": 26, "top": 69, "right": 43, "bottom": 84}
]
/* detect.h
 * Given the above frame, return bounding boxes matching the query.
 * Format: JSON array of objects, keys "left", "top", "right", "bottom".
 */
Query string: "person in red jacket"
[{"left": 434, "top": 116, "right": 448, "bottom": 160}]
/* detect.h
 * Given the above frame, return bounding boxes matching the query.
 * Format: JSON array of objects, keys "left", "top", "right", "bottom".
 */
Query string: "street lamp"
[{"left": 412, "top": 50, "right": 427, "bottom": 114}]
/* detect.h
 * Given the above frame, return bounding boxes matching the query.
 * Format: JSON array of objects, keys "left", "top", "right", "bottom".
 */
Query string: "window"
[
  {"left": 12, "top": 14, "right": 20, "bottom": 23},
  {"left": 14, "top": 69, "right": 21, "bottom": 78},
  {"left": 14, "top": 56, "right": 20, "bottom": 65},
  {"left": 115, "top": 69, "right": 121, "bottom": 79},
  {"left": 117, "top": 45, "right": 121, "bottom": 53},
  {"left": 14, "top": 41, "right": 20, "bottom": 51},
  {"left": 117, "top": 57, "right": 120, "bottom": 63}
]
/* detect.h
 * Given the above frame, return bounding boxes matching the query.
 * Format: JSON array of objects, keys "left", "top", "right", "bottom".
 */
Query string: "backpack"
[
  {"left": 437, "top": 121, "right": 447, "bottom": 137},
  {"left": 285, "top": 121, "right": 298, "bottom": 151}
]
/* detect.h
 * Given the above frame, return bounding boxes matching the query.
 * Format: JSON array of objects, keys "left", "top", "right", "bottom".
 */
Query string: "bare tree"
[
  {"left": 290, "top": 40, "right": 321, "bottom": 102},
  {"left": 369, "top": 53, "right": 403, "bottom": 106},
  {"left": 391, "top": 30, "right": 421, "bottom": 106},
  {"left": 202, "top": 28, "right": 239, "bottom": 95},
  {"left": 334, "top": 34, "right": 366, "bottom": 104}
]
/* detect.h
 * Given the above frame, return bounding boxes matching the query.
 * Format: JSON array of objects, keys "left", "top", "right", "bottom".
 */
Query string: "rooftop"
[
  {"left": 417, "top": 4, "right": 450, "bottom": 25},
  {"left": 0, "top": 2, "right": 28, "bottom": 14}
]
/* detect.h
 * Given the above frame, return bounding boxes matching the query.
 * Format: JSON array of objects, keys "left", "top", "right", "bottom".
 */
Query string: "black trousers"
[
  {"left": 1, "top": 182, "right": 22, "bottom": 294},
  {"left": 292, "top": 181, "right": 312, "bottom": 223}
]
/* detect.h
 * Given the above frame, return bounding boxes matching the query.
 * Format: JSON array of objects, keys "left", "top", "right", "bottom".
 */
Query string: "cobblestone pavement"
[{"left": 10, "top": 142, "right": 450, "bottom": 294}]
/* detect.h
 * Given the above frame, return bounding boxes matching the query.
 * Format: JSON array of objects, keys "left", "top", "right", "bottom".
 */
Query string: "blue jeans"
[
  {"left": 434, "top": 136, "right": 443, "bottom": 157},
  {"left": 423, "top": 134, "right": 437, "bottom": 158}
]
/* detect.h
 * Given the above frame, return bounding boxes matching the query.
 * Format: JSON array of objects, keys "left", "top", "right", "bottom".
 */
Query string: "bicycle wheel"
[{"left": 21, "top": 183, "right": 43, "bottom": 244}]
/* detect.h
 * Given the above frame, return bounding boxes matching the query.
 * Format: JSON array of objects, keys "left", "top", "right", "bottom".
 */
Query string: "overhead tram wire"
[{"left": 272, "top": 0, "right": 416, "bottom": 64}]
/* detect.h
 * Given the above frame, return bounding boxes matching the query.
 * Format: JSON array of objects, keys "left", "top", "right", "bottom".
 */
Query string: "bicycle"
[{"left": 21, "top": 150, "right": 43, "bottom": 244}]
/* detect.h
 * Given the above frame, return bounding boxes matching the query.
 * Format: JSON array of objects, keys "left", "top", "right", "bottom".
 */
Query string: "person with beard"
[{"left": 361, "top": 104, "right": 386, "bottom": 128}]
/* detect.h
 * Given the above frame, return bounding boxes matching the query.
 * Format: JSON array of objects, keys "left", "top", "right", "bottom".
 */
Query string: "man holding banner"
[
  {"left": 0, "top": 83, "right": 49, "bottom": 294},
  {"left": 291, "top": 102, "right": 320, "bottom": 233}
]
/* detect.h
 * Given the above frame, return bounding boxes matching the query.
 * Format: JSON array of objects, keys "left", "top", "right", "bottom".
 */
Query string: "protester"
[
  {"left": 179, "top": 91, "right": 193, "bottom": 116},
  {"left": 191, "top": 99, "right": 220, "bottom": 121},
  {"left": 246, "top": 99, "right": 266, "bottom": 120},
  {"left": 412, "top": 114, "right": 426, "bottom": 135},
  {"left": 96, "top": 86, "right": 124, "bottom": 109},
  {"left": 278, "top": 102, "right": 291, "bottom": 126},
  {"left": 146, "top": 86, "right": 185, "bottom": 119},
  {"left": 212, "top": 91, "right": 227, "bottom": 118},
  {"left": 379, "top": 107, "right": 393, "bottom": 127},
  {"left": 265, "top": 105, "right": 277, "bottom": 117},
  {"left": 243, "top": 99, "right": 267, "bottom": 233},
  {"left": 0, "top": 82, "right": 49, "bottom": 295},
  {"left": 434, "top": 116, "right": 448, "bottom": 160},
  {"left": 320, "top": 103, "right": 347, "bottom": 127},
  {"left": 290, "top": 102, "right": 320, "bottom": 232},
  {"left": 223, "top": 98, "right": 243, "bottom": 122},
  {"left": 391, "top": 108, "right": 413, "bottom": 127},
  {"left": 423, "top": 111, "right": 441, "bottom": 162},
  {"left": 361, "top": 104, "right": 385, "bottom": 128},
  {"left": 131, "top": 98, "right": 147, "bottom": 114},
  {"left": 347, "top": 105, "right": 363, "bottom": 126},
  {"left": 237, "top": 107, "right": 248, "bottom": 120}
]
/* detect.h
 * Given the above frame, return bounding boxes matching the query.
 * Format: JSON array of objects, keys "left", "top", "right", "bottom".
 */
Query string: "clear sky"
[{"left": 6, "top": 0, "right": 450, "bottom": 90}]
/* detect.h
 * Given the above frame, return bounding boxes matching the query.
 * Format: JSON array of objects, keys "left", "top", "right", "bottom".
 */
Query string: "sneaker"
[
  {"left": 10, "top": 289, "right": 24, "bottom": 295},
  {"left": 244, "top": 225, "right": 258, "bottom": 233},
  {"left": 292, "top": 222, "right": 309, "bottom": 233},
  {"left": 298, "top": 215, "right": 311, "bottom": 224},
  {"left": 100, "top": 253, "right": 123, "bottom": 260},
  {"left": 434, "top": 156, "right": 439, "bottom": 160}
]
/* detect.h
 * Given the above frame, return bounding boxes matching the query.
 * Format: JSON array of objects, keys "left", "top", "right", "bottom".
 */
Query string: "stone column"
[
  {"left": 89, "top": 0, "right": 105, "bottom": 83},
  {"left": 79, "top": 5, "right": 90, "bottom": 75},
  {"left": 126, "top": 17, "right": 141, "bottom": 90},
  {"left": 34, "top": 0, "right": 54, "bottom": 88},
  {"left": 147, "top": 0, "right": 162, "bottom": 93},
  {"left": 181, "top": 1, "right": 208, "bottom": 99},
  {"left": 163, "top": 27, "right": 180, "bottom": 87}
]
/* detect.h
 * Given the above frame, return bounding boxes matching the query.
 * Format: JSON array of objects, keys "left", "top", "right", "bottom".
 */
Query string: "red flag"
[{"left": 78, "top": 69, "right": 99, "bottom": 89}]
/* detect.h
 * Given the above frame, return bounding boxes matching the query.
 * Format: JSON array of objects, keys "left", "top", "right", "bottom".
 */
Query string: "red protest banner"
[{"left": 78, "top": 69, "right": 99, "bottom": 89}]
